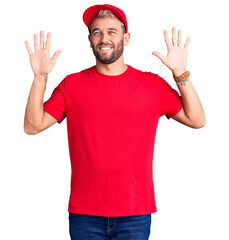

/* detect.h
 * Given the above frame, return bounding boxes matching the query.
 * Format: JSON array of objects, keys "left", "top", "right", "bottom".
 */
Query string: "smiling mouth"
[{"left": 98, "top": 47, "right": 113, "bottom": 53}]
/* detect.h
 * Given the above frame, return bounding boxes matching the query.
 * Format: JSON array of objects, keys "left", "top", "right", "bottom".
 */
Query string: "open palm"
[
  {"left": 152, "top": 27, "right": 190, "bottom": 77},
  {"left": 25, "top": 31, "right": 61, "bottom": 77}
]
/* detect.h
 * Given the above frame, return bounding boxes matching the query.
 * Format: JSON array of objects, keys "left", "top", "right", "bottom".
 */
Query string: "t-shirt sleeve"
[
  {"left": 156, "top": 74, "right": 183, "bottom": 119},
  {"left": 43, "top": 78, "right": 67, "bottom": 124}
]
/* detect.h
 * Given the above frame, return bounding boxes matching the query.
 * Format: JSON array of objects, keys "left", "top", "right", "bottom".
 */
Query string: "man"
[{"left": 24, "top": 4, "right": 206, "bottom": 240}]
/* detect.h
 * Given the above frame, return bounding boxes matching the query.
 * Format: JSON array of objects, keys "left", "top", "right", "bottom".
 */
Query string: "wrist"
[
  {"left": 172, "top": 69, "right": 186, "bottom": 78},
  {"left": 173, "top": 70, "right": 190, "bottom": 85},
  {"left": 34, "top": 74, "right": 48, "bottom": 81},
  {"left": 33, "top": 75, "right": 48, "bottom": 88}
]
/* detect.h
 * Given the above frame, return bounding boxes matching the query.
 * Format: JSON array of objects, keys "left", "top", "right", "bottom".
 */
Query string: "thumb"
[
  {"left": 51, "top": 50, "right": 62, "bottom": 64},
  {"left": 152, "top": 51, "right": 165, "bottom": 62}
]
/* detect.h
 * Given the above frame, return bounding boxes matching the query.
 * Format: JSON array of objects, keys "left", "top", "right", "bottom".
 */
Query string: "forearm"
[
  {"left": 176, "top": 78, "right": 206, "bottom": 126},
  {"left": 24, "top": 75, "right": 47, "bottom": 133}
]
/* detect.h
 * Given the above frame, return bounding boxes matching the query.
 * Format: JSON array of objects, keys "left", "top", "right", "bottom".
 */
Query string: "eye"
[
  {"left": 109, "top": 31, "right": 116, "bottom": 34},
  {"left": 93, "top": 32, "right": 100, "bottom": 36}
]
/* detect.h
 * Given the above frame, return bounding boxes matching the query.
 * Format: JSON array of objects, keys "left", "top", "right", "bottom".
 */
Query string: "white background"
[{"left": 0, "top": 0, "right": 228, "bottom": 239}]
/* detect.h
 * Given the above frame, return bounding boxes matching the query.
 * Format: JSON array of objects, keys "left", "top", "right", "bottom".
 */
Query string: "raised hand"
[
  {"left": 152, "top": 27, "right": 191, "bottom": 77},
  {"left": 25, "top": 31, "right": 62, "bottom": 77}
]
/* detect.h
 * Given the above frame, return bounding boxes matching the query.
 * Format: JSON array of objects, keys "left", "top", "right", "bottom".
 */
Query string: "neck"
[{"left": 95, "top": 56, "right": 127, "bottom": 76}]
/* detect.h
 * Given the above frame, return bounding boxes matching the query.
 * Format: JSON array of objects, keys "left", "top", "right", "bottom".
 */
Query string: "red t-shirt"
[{"left": 43, "top": 65, "right": 183, "bottom": 217}]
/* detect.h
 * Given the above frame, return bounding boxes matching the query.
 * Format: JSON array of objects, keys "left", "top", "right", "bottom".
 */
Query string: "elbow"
[
  {"left": 24, "top": 127, "right": 39, "bottom": 135},
  {"left": 24, "top": 128, "right": 39, "bottom": 135},
  {"left": 192, "top": 118, "right": 206, "bottom": 129},
  {"left": 24, "top": 121, "right": 40, "bottom": 135}
]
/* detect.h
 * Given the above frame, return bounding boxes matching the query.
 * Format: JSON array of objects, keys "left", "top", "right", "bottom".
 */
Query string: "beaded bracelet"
[{"left": 176, "top": 77, "right": 190, "bottom": 86}]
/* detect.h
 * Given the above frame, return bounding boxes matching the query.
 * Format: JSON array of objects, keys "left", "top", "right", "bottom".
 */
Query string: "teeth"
[{"left": 100, "top": 47, "right": 112, "bottom": 49}]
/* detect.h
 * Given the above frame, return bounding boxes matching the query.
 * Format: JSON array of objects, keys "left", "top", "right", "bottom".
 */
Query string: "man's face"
[{"left": 88, "top": 17, "right": 129, "bottom": 64}]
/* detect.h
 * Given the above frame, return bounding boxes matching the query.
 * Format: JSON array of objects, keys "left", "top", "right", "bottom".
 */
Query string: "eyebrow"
[
  {"left": 91, "top": 28, "right": 118, "bottom": 33},
  {"left": 108, "top": 28, "right": 118, "bottom": 31}
]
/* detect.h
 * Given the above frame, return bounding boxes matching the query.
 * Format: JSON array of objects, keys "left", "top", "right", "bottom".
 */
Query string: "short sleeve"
[
  {"left": 43, "top": 78, "right": 66, "bottom": 124},
  {"left": 156, "top": 74, "right": 183, "bottom": 119}
]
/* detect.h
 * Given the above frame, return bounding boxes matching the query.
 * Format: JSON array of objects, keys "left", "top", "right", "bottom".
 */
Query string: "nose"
[{"left": 101, "top": 32, "right": 110, "bottom": 42}]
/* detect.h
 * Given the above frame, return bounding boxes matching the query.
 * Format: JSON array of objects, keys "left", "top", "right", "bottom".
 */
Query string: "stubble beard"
[{"left": 91, "top": 39, "right": 124, "bottom": 64}]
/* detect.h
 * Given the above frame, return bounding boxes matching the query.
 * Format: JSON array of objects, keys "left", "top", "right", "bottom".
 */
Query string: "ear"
[
  {"left": 88, "top": 35, "right": 92, "bottom": 48},
  {"left": 124, "top": 32, "right": 130, "bottom": 46}
]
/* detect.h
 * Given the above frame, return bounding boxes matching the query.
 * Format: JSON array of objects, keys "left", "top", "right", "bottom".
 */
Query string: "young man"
[{"left": 24, "top": 4, "right": 206, "bottom": 240}]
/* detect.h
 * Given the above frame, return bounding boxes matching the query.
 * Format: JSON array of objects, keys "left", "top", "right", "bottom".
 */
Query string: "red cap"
[{"left": 83, "top": 4, "right": 128, "bottom": 33}]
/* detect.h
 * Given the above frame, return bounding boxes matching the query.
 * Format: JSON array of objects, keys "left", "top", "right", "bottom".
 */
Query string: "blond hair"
[{"left": 88, "top": 10, "right": 126, "bottom": 34}]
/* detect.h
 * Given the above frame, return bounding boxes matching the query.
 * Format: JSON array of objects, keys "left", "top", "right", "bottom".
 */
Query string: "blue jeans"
[{"left": 69, "top": 212, "right": 151, "bottom": 240}]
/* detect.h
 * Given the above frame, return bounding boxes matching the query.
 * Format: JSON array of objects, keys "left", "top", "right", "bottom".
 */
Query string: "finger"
[
  {"left": 178, "top": 30, "right": 182, "bottom": 47},
  {"left": 152, "top": 51, "right": 166, "bottom": 62},
  {"left": 40, "top": 31, "right": 44, "bottom": 49},
  {"left": 25, "top": 41, "right": 33, "bottom": 55},
  {"left": 164, "top": 30, "right": 172, "bottom": 51},
  {"left": 34, "top": 33, "right": 39, "bottom": 52},
  {"left": 172, "top": 27, "right": 177, "bottom": 45},
  {"left": 184, "top": 37, "right": 191, "bottom": 49},
  {"left": 50, "top": 50, "right": 62, "bottom": 64},
  {"left": 45, "top": 32, "right": 51, "bottom": 50}
]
